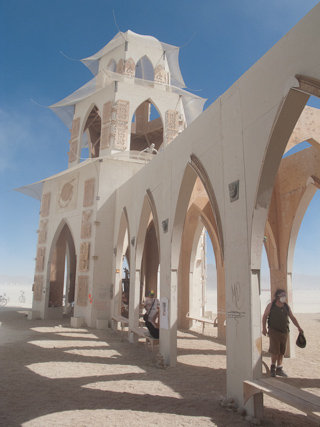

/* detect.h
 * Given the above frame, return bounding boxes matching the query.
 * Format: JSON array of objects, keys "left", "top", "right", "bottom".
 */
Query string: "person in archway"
[
  {"left": 262, "top": 288, "right": 304, "bottom": 377},
  {"left": 144, "top": 290, "right": 160, "bottom": 339}
]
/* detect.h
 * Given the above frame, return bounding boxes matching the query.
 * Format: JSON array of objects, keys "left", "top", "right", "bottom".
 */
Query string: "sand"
[{"left": 0, "top": 307, "right": 319, "bottom": 427}]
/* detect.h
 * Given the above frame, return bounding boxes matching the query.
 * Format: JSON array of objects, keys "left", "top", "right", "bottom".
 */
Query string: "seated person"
[{"left": 144, "top": 290, "right": 160, "bottom": 338}]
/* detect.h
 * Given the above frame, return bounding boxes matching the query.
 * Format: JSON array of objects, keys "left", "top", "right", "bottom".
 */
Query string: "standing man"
[{"left": 262, "top": 288, "right": 304, "bottom": 377}]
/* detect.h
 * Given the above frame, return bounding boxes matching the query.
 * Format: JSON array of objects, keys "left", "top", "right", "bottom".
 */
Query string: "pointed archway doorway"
[{"left": 47, "top": 221, "right": 76, "bottom": 319}]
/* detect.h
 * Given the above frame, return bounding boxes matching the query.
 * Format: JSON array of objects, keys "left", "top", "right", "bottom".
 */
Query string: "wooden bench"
[
  {"left": 129, "top": 326, "right": 147, "bottom": 339},
  {"left": 145, "top": 336, "right": 159, "bottom": 351},
  {"left": 243, "top": 378, "right": 320, "bottom": 423},
  {"left": 129, "top": 327, "right": 159, "bottom": 351},
  {"left": 186, "top": 312, "right": 218, "bottom": 333},
  {"left": 112, "top": 315, "right": 129, "bottom": 341}
]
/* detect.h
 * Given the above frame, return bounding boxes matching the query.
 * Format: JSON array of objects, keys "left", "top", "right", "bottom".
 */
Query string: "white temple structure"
[{"left": 18, "top": 5, "right": 320, "bottom": 419}]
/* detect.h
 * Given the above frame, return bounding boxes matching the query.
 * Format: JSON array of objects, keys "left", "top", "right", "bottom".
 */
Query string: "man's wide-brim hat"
[{"left": 296, "top": 332, "right": 306, "bottom": 348}]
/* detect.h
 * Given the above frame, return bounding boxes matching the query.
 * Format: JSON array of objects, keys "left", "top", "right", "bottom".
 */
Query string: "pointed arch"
[
  {"left": 287, "top": 176, "right": 319, "bottom": 273},
  {"left": 136, "top": 193, "right": 160, "bottom": 301},
  {"left": 135, "top": 55, "right": 154, "bottom": 81},
  {"left": 81, "top": 104, "right": 102, "bottom": 159},
  {"left": 251, "top": 88, "right": 310, "bottom": 270},
  {"left": 172, "top": 162, "right": 225, "bottom": 336},
  {"left": 172, "top": 157, "right": 224, "bottom": 270},
  {"left": 47, "top": 220, "right": 76, "bottom": 316},
  {"left": 130, "top": 98, "right": 163, "bottom": 152},
  {"left": 114, "top": 209, "right": 130, "bottom": 317},
  {"left": 107, "top": 59, "right": 117, "bottom": 73}
]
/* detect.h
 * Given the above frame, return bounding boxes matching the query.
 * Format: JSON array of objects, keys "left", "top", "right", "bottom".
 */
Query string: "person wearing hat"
[
  {"left": 262, "top": 288, "right": 304, "bottom": 378},
  {"left": 144, "top": 290, "right": 160, "bottom": 338}
]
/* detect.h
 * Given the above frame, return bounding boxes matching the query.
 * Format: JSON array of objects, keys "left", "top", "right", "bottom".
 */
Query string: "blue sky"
[{"left": 0, "top": 0, "right": 319, "bottom": 280}]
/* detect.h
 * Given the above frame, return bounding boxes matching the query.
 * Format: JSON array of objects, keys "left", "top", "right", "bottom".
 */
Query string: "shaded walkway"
[{"left": 0, "top": 308, "right": 318, "bottom": 426}]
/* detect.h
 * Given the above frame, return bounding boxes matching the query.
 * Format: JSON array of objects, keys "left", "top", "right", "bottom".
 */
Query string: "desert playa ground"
[{"left": 0, "top": 308, "right": 319, "bottom": 427}]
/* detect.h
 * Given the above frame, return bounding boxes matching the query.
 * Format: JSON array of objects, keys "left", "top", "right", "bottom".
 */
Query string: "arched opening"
[
  {"left": 141, "top": 220, "right": 159, "bottom": 301},
  {"left": 48, "top": 222, "right": 76, "bottom": 318},
  {"left": 205, "top": 231, "right": 218, "bottom": 319},
  {"left": 114, "top": 211, "right": 130, "bottom": 318},
  {"left": 179, "top": 191, "right": 224, "bottom": 335},
  {"left": 82, "top": 105, "right": 101, "bottom": 159},
  {"left": 252, "top": 81, "right": 320, "bottom": 356},
  {"left": 130, "top": 100, "right": 163, "bottom": 153},
  {"left": 135, "top": 56, "right": 154, "bottom": 81},
  {"left": 291, "top": 189, "right": 320, "bottom": 312},
  {"left": 136, "top": 194, "right": 160, "bottom": 326},
  {"left": 172, "top": 162, "right": 225, "bottom": 339},
  {"left": 107, "top": 59, "right": 117, "bottom": 73}
]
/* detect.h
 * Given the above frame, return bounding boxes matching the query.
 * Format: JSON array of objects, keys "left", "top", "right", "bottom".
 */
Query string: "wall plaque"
[
  {"left": 116, "top": 59, "right": 124, "bottom": 74},
  {"left": 116, "top": 100, "right": 130, "bottom": 123},
  {"left": 71, "top": 117, "right": 80, "bottom": 139},
  {"left": 56, "top": 173, "right": 79, "bottom": 213},
  {"left": 81, "top": 210, "right": 93, "bottom": 239},
  {"left": 41, "top": 192, "right": 51, "bottom": 217},
  {"left": 77, "top": 275, "right": 88, "bottom": 306},
  {"left": 83, "top": 178, "right": 95, "bottom": 207},
  {"left": 113, "top": 124, "right": 128, "bottom": 150},
  {"left": 38, "top": 220, "right": 48, "bottom": 245},
  {"left": 154, "top": 65, "right": 167, "bottom": 84},
  {"left": 79, "top": 242, "right": 90, "bottom": 272},
  {"left": 36, "top": 247, "right": 45, "bottom": 272},
  {"left": 103, "top": 101, "right": 112, "bottom": 124},
  {"left": 33, "top": 275, "right": 43, "bottom": 301},
  {"left": 124, "top": 58, "right": 135, "bottom": 77},
  {"left": 166, "top": 110, "right": 179, "bottom": 132}
]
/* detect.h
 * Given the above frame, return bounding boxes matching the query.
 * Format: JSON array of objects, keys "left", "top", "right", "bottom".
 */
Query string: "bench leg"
[{"left": 243, "top": 383, "right": 264, "bottom": 418}]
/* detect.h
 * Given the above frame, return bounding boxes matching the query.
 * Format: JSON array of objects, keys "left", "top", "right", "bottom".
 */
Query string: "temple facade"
[{"left": 24, "top": 6, "right": 320, "bottom": 417}]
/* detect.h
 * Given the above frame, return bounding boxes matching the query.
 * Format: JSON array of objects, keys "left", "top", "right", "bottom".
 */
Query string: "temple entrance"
[{"left": 48, "top": 222, "right": 76, "bottom": 318}]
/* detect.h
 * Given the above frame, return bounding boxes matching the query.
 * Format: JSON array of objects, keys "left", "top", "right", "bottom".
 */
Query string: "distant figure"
[
  {"left": 144, "top": 290, "right": 160, "bottom": 338},
  {"left": 141, "top": 143, "right": 158, "bottom": 154},
  {"left": 262, "top": 288, "right": 304, "bottom": 377}
]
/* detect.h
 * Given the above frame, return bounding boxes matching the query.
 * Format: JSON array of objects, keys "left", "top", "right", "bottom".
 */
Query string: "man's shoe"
[
  {"left": 276, "top": 367, "right": 288, "bottom": 377},
  {"left": 270, "top": 365, "right": 276, "bottom": 377}
]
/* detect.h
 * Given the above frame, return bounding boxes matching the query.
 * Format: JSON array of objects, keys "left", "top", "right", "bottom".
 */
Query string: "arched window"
[
  {"left": 130, "top": 100, "right": 163, "bottom": 152},
  {"left": 135, "top": 56, "right": 154, "bottom": 81}
]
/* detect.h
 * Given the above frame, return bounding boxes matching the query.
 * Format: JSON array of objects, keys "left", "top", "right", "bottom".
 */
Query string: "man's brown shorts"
[{"left": 268, "top": 328, "right": 288, "bottom": 355}]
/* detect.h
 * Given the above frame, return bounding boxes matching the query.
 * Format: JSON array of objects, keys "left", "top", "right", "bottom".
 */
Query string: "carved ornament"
[
  {"left": 124, "top": 58, "right": 135, "bottom": 77},
  {"left": 77, "top": 275, "right": 88, "bottom": 306},
  {"left": 116, "top": 100, "right": 130, "bottom": 123},
  {"left": 103, "top": 101, "right": 112, "bottom": 124},
  {"left": 36, "top": 247, "right": 45, "bottom": 272},
  {"left": 33, "top": 275, "right": 43, "bottom": 301},
  {"left": 116, "top": 59, "right": 124, "bottom": 74},
  {"left": 166, "top": 110, "right": 179, "bottom": 132},
  {"left": 71, "top": 117, "right": 80, "bottom": 139},
  {"left": 79, "top": 242, "right": 90, "bottom": 272},
  {"left": 81, "top": 210, "right": 93, "bottom": 239},
  {"left": 154, "top": 65, "right": 167, "bottom": 84},
  {"left": 41, "top": 192, "right": 51, "bottom": 217},
  {"left": 83, "top": 178, "right": 95, "bottom": 207},
  {"left": 38, "top": 220, "right": 48, "bottom": 245},
  {"left": 113, "top": 124, "right": 128, "bottom": 150}
]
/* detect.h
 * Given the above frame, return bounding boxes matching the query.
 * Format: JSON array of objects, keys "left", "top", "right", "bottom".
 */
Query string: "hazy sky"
[{"left": 1, "top": 0, "right": 319, "bottom": 280}]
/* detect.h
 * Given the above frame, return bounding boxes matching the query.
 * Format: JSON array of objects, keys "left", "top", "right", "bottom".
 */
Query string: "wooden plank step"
[
  {"left": 243, "top": 379, "right": 320, "bottom": 421},
  {"left": 260, "top": 378, "right": 320, "bottom": 407}
]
